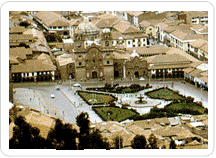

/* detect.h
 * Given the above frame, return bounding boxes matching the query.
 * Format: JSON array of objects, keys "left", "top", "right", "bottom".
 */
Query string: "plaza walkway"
[{"left": 13, "top": 88, "right": 64, "bottom": 120}]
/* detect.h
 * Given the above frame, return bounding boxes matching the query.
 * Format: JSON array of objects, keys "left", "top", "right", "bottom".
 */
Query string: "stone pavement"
[{"left": 13, "top": 88, "right": 64, "bottom": 120}]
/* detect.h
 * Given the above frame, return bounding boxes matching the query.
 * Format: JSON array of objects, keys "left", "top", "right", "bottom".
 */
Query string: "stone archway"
[
  {"left": 92, "top": 71, "right": 97, "bottom": 78},
  {"left": 114, "top": 71, "right": 119, "bottom": 78},
  {"left": 135, "top": 71, "right": 139, "bottom": 78}
]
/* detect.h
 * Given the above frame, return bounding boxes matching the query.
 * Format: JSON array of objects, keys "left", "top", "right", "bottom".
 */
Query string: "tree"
[
  {"left": 169, "top": 139, "right": 177, "bottom": 149},
  {"left": 46, "top": 119, "right": 78, "bottom": 150},
  {"left": 85, "top": 129, "right": 110, "bottom": 150},
  {"left": 131, "top": 135, "right": 147, "bottom": 149},
  {"left": 114, "top": 136, "right": 123, "bottom": 149},
  {"left": 104, "top": 83, "right": 112, "bottom": 89},
  {"left": 76, "top": 112, "right": 91, "bottom": 150},
  {"left": 186, "top": 96, "right": 194, "bottom": 104},
  {"left": 109, "top": 101, "right": 116, "bottom": 107},
  {"left": 10, "top": 116, "right": 44, "bottom": 149},
  {"left": 76, "top": 112, "right": 90, "bottom": 135},
  {"left": 148, "top": 134, "right": 158, "bottom": 149}
]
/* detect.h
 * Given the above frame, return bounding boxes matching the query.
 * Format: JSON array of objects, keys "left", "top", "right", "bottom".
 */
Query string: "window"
[
  {"left": 105, "top": 41, "right": 109, "bottom": 46},
  {"left": 58, "top": 27, "right": 62, "bottom": 29},
  {"left": 53, "top": 27, "right": 56, "bottom": 29},
  {"left": 78, "top": 55, "right": 82, "bottom": 58},
  {"left": 133, "top": 45, "right": 135, "bottom": 47},
  {"left": 93, "top": 59, "right": 95, "bottom": 63},
  {"left": 128, "top": 41, "right": 131, "bottom": 45},
  {"left": 79, "top": 62, "right": 82, "bottom": 66},
  {"left": 77, "top": 43, "right": 81, "bottom": 48},
  {"left": 128, "top": 71, "right": 130, "bottom": 74},
  {"left": 107, "top": 61, "right": 110, "bottom": 64},
  {"left": 106, "top": 54, "right": 110, "bottom": 58},
  {"left": 133, "top": 39, "right": 135, "bottom": 42},
  {"left": 149, "top": 28, "right": 152, "bottom": 31}
]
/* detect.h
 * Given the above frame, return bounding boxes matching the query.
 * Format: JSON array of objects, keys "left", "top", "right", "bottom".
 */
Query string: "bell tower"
[
  {"left": 101, "top": 28, "right": 111, "bottom": 47},
  {"left": 74, "top": 33, "right": 85, "bottom": 50}
]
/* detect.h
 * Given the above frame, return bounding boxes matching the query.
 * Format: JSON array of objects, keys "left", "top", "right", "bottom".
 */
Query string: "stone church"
[{"left": 70, "top": 18, "right": 148, "bottom": 80}]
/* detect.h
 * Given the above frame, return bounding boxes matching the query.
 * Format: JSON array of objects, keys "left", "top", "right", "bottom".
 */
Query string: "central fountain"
[{"left": 135, "top": 94, "right": 148, "bottom": 104}]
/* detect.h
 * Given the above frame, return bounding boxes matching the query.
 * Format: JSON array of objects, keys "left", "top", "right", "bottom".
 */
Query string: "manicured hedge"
[{"left": 86, "top": 83, "right": 152, "bottom": 94}]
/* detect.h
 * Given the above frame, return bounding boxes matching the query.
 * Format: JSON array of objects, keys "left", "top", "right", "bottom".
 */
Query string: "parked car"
[
  {"left": 51, "top": 94, "right": 55, "bottom": 98},
  {"left": 73, "top": 83, "right": 81, "bottom": 87},
  {"left": 56, "top": 86, "right": 60, "bottom": 90}
]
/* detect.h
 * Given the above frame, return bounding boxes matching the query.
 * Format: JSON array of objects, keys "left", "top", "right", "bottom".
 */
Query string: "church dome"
[{"left": 75, "top": 17, "right": 100, "bottom": 35}]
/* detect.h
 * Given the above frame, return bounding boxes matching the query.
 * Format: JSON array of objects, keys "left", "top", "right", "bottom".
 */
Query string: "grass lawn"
[
  {"left": 78, "top": 91, "right": 116, "bottom": 105},
  {"left": 146, "top": 88, "right": 183, "bottom": 101},
  {"left": 166, "top": 102, "right": 207, "bottom": 115},
  {"left": 93, "top": 107, "right": 137, "bottom": 122}
]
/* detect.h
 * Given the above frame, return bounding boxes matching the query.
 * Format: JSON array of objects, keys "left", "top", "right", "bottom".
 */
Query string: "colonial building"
[
  {"left": 178, "top": 11, "right": 208, "bottom": 25},
  {"left": 33, "top": 11, "right": 70, "bottom": 39},
  {"left": 184, "top": 62, "right": 208, "bottom": 90},
  {"left": 11, "top": 53, "right": 56, "bottom": 82},
  {"left": 55, "top": 53, "right": 76, "bottom": 81},
  {"left": 146, "top": 54, "right": 192, "bottom": 78},
  {"left": 125, "top": 51, "right": 148, "bottom": 78},
  {"left": 188, "top": 39, "right": 208, "bottom": 61}
]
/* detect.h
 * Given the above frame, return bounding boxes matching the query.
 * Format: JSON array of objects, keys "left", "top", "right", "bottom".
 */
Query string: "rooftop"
[
  {"left": 113, "top": 21, "right": 142, "bottom": 34},
  {"left": 11, "top": 59, "right": 56, "bottom": 73},
  {"left": 34, "top": 11, "right": 70, "bottom": 27}
]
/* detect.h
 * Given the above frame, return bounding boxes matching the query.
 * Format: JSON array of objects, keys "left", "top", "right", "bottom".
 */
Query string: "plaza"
[{"left": 13, "top": 78, "right": 208, "bottom": 124}]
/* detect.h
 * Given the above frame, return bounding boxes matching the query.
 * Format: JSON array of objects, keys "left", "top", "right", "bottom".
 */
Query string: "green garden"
[
  {"left": 78, "top": 91, "right": 117, "bottom": 105},
  {"left": 93, "top": 107, "right": 138, "bottom": 122},
  {"left": 145, "top": 87, "right": 183, "bottom": 101}
]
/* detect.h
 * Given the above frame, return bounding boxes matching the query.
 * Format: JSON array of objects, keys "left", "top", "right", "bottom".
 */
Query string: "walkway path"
[{"left": 59, "top": 86, "right": 103, "bottom": 123}]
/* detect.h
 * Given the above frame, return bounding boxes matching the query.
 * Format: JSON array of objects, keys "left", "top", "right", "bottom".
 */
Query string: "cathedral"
[{"left": 70, "top": 18, "right": 148, "bottom": 80}]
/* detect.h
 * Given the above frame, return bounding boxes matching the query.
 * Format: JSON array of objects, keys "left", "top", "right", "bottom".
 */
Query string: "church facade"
[{"left": 69, "top": 18, "right": 149, "bottom": 80}]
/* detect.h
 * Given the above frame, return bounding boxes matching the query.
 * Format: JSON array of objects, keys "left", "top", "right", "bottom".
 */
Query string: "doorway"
[
  {"left": 135, "top": 71, "right": 139, "bottom": 78},
  {"left": 92, "top": 71, "right": 97, "bottom": 78}
]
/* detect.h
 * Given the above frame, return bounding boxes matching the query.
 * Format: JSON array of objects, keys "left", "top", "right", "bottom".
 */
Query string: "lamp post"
[{"left": 108, "top": 112, "right": 110, "bottom": 121}]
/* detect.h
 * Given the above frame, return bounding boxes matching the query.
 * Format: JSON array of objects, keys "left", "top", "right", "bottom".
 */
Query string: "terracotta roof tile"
[
  {"left": 95, "top": 17, "right": 122, "bottom": 28},
  {"left": 9, "top": 26, "right": 27, "bottom": 34},
  {"left": 148, "top": 54, "right": 191, "bottom": 64},
  {"left": 34, "top": 11, "right": 69, "bottom": 27},
  {"left": 11, "top": 59, "right": 56, "bottom": 73},
  {"left": 126, "top": 11, "right": 143, "bottom": 17},
  {"left": 113, "top": 21, "right": 142, "bottom": 34},
  {"left": 9, "top": 47, "right": 32, "bottom": 60},
  {"left": 9, "top": 34, "right": 34, "bottom": 41},
  {"left": 126, "top": 45, "right": 170, "bottom": 55},
  {"left": 189, "top": 39, "right": 208, "bottom": 48}
]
